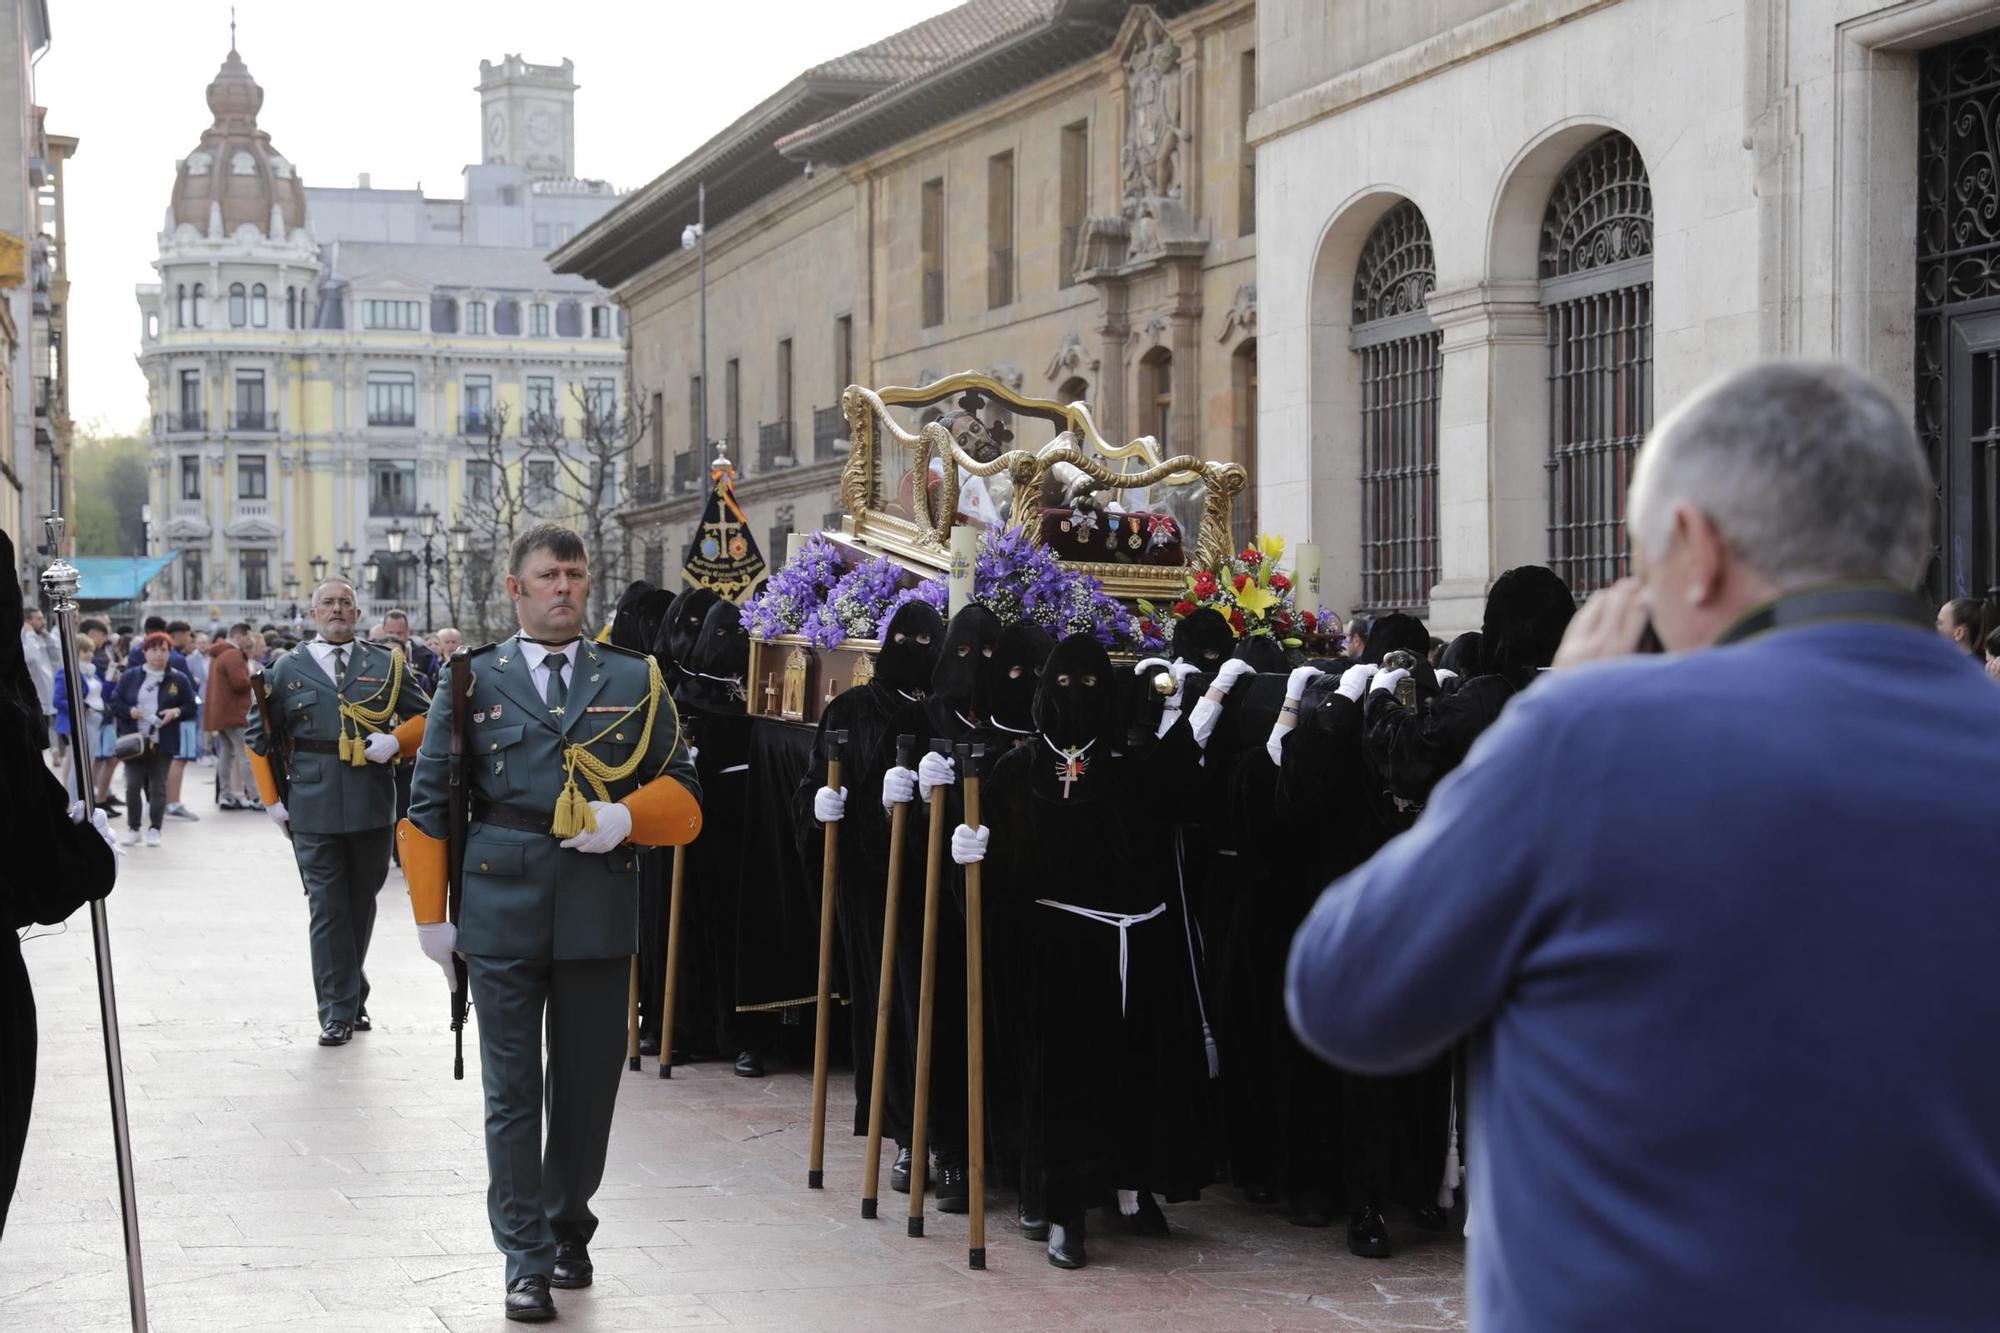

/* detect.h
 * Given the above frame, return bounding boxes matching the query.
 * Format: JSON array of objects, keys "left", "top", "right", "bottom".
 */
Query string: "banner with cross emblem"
[{"left": 682, "top": 446, "right": 767, "bottom": 600}]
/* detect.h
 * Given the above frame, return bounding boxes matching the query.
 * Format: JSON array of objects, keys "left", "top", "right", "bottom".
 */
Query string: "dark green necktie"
[{"left": 545, "top": 653, "right": 568, "bottom": 709}]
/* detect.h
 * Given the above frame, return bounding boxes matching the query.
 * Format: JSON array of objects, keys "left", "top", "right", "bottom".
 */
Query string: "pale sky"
[{"left": 37, "top": 0, "right": 951, "bottom": 436}]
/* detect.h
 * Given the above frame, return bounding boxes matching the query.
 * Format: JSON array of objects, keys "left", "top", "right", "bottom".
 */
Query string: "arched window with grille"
[
  {"left": 251, "top": 283, "right": 268, "bottom": 327},
  {"left": 176, "top": 285, "right": 187, "bottom": 329},
  {"left": 228, "top": 282, "right": 247, "bottom": 327},
  {"left": 192, "top": 283, "right": 207, "bottom": 328},
  {"left": 1540, "top": 132, "right": 1653, "bottom": 595},
  {"left": 1351, "top": 200, "right": 1440, "bottom": 613}
]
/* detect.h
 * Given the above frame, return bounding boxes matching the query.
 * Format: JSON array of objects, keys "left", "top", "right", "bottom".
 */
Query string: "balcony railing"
[
  {"left": 524, "top": 410, "right": 564, "bottom": 439},
  {"left": 367, "top": 411, "right": 417, "bottom": 428},
  {"left": 672, "top": 451, "right": 697, "bottom": 495},
  {"left": 811, "top": 405, "right": 848, "bottom": 462},
  {"left": 233, "top": 499, "right": 271, "bottom": 523},
  {"left": 165, "top": 409, "right": 206, "bottom": 434},
  {"left": 35, "top": 376, "right": 54, "bottom": 418},
  {"left": 227, "top": 409, "right": 275, "bottom": 432},
  {"left": 171, "top": 498, "right": 204, "bottom": 520},
  {"left": 630, "top": 463, "right": 662, "bottom": 507},
  {"left": 758, "top": 419, "right": 796, "bottom": 471},
  {"left": 462, "top": 409, "right": 494, "bottom": 436}
]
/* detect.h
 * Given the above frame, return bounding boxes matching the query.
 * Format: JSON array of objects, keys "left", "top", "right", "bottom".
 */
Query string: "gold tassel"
[
  {"left": 551, "top": 776, "right": 596, "bottom": 840},
  {"left": 338, "top": 734, "right": 355, "bottom": 765},
  {"left": 351, "top": 736, "right": 370, "bottom": 767}
]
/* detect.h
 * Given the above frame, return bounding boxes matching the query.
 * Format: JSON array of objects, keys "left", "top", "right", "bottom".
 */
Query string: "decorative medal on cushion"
[{"left": 1046, "top": 736, "right": 1096, "bottom": 800}]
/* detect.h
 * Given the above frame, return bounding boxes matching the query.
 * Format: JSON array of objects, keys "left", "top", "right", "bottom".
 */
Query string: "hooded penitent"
[
  {"left": 0, "top": 531, "right": 46, "bottom": 752},
  {"left": 675, "top": 599, "right": 750, "bottom": 714},
  {"left": 979, "top": 621, "right": 1053, "bottom": 741},
  {"left": 930, "top": 604, "right": 1003, "bottom": 722},
  {"left": 1362, "top": 610, "right": 1431, "bottom": 665},
  {"left": 1481, "top": 565, "right": 1575, "bottom": 684},
  {"left": 874, "top": 600, "right": 944, "bottom": 696},
  {"left": 1438, "top": 631, "right": 1483, "bottom": 677},
  {"left": 1233, "top": 633, "right": 1287, "bottom": 674},
  {"left": 1171, "top": 607, "right": 1234, "bottom": 669},
  {"left": 608, "top": 580, "right": 658, "bottom": 652},
  {"left": 659, "top": 588, "right": 718, "bottom": 684},
  {"left": 1030, "top": 633, "right": 1114, "bottom": 802}
]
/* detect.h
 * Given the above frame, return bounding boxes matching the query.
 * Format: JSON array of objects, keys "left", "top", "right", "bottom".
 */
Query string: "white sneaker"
[
  {"left": 144, "top": 828, "right": 162, "bottom": 847},
  {"left": 119, "top": 828, "right": 140, "bottom": 846}
]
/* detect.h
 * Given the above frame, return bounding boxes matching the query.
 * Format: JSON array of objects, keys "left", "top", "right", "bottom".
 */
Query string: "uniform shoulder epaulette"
[
  {"left": 593, "top": 640, "right": 652, "bottom": 664},
  {"left": 457, "top": 642, "right": 501, "bottom": 661}
]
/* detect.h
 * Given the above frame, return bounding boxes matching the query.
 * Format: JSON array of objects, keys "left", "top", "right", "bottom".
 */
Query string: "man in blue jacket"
[{"left": 1287, "top": 361, "right": 2000, "bottom": 1331}]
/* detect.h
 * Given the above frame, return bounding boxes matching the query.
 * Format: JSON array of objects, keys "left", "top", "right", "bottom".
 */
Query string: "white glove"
[
  {"left": 416, "top": 920, "right": 459, "bottom": 990},
  {"left": 363, "top": 731, "right": 400, "bottom": 764},
  {"left": 267, "top": 800, "right": 290, "bottom": 828},
  {"left": 559, "top": 800, "right": 634, "bottom": 854},
  {"left": 1370, "top": 668, "right": 1410, "bottom": 697},
  {"left": 1285, "top": 665, "right": 1325, "bottom": 701},
  {"left": 881, "top": 765, "right": 918, "bottom": 809},
  {"left": 814, "top": 785, "right": 847, "bottom": 824},
  {"left": 1188, "top": 696, "right": 1224, "bottom": 748},
  {"left": 1211, "top": 658, "right": 1257, "bottom": 695},
  {"left": 70, "top": 802, "right": 119, "bottom": 855},
  {"left": 917, "top": 750, "right": 956, "bottom": 801},
  {"left": 950, "top": 822, "right": 989, "bottom": 865},
  {"left": 687, "top": 744, "right": 699, "bottom": 764},
  {"left": 1132, "top": 657, "right": 1171, "bottom": 677},
  {"left": 1336, "top": 664, "right": 1377, "bottom": 701},
  {"left": 1435, "top": 668, "right": 1457, "bottom": 686}
]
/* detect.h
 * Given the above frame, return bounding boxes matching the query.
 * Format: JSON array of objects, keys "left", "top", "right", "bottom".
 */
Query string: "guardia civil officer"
[
  {"left": 247, "top": 578, "right": 431, "bottom": 1046},
  {"left": 400, "top": 524, "right": 700, "bottom": 1323}
]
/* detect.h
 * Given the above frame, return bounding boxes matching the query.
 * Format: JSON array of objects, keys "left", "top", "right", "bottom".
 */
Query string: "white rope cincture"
[{"left": 1033, "top": 898, "right": 1167, "bottom": 1015}]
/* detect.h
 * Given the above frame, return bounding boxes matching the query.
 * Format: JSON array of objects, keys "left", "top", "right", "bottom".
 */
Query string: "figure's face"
[
  {"left": 310, "top": 582, "right": 358, "bottom": 641},
  {"left": 1938, "top": 602, "right": 1968, "bottom": 647},
  {"left": 144, "top": 643, "right": 170, "bottom": 670},
  {"left": 508, "top": 547, "right": 590, "bottom": 640},
  {"left": 233, "top": 631, "right": 256, "bottom": 655},
  {"left": 891, "top": 627, "right": 932, "bottom": 648},
  {"left": 436, "top": 630, "right": 462, "bottom": 657},
  {"left": 26, "top": 610, "right": 43, "bottom": 631},
  {"left": 173, "top": 630, "right": 194, "bottom": 651},
  {"left": 84, "top": 626, "right": 106, "bottom": 647}
]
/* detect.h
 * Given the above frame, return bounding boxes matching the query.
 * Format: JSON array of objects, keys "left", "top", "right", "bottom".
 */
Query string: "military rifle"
[
  {"left": 447, "top": 651, "right": 472, "bottom": 1079},
  {"left": 247, "top": 666, "right": 293, "bottom": 843}
]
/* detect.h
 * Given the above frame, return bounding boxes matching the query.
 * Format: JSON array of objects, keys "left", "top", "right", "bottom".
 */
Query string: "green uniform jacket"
[
  {"left": 246, "top": 639, "right": 432, "bottom": 836},
  {"left": 406, "top": 634, "right": 700, "bottom": 962}
]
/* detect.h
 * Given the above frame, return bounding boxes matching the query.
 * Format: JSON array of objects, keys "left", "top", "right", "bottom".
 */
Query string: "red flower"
[
  {"left": 1270, "top": 573, "right": 1291, "bottom": 591},
  {"left": 1140, "top": 618, "right": 1158, "bottom": 639},
  {"left": 1228, "top": 609, "right": 1247, "bottom": 634},
  {"left": 1192, "top": 571, "right": 1218, "bottom": 597},
  {"left": 1240, "top": 548, "right": 1262, "bottom": 568},
  {"left": 1303, "top": 611, "right": 1318, "bottom": 632},
  {"left": 1274, "top": 611, "right": 1293, "bottom": 633},
  {"left": 1233, "top": 573, "right": 1249, "bottom": 593},
  {"left": 1173, "top": 599, "right": 1196, "bottom": 617}
]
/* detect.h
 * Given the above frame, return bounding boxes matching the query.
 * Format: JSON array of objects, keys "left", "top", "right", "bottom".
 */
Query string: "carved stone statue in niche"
[{"left": 1118, "top": 13, "right": 1196, "bottom": 263}]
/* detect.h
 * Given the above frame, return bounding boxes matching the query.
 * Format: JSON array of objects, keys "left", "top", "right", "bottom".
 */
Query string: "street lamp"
[
  {"left": 282, "top": 570, "right": 300, "bottom": 623},
  {"left": 336, "top": 542, "right": 355, "bottom": 581},
  {"left": 309, "top": 553, "right": 329, "bottom": 584},
  {"left": 362, "top": 555, "right": 380, "bottom": 600},
  {"left": 412, "top": 504, "right": 441, "bottom": 633},
  {"left": 681, "top": 184, "right": 709, "bottom": 463}
]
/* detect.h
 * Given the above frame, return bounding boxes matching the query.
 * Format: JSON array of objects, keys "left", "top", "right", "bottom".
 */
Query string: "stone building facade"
[
  {"left": 1253, "top": 0, "right": 2000, "bottom": 631},
  {"left": 555, "top": 0, "right": 1263, "bottom": 583},
  {"left": 137, "top": 44, "right": 625, "bottom": 630}
]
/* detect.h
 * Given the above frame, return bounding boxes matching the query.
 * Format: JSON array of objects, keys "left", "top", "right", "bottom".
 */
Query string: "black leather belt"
[
  {"left": 472, "top": 799, "right": 552, "bottom": 834},
  {"left": 289, "top": 737, "right": 340, "bottom": 754}
]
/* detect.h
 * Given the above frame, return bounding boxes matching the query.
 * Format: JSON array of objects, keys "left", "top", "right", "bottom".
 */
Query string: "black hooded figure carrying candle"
[{"left": 955, "top": 632, "right": 1213, "bottom": 1270}]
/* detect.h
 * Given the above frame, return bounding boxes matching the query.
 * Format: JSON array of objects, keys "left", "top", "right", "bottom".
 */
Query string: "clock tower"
[{"left": 476, "top": 54, "right": 577, "bottom": 180}]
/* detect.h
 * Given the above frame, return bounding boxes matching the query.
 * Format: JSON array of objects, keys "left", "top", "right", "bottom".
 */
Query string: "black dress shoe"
[
  {"left": 1347, "top": 1205, "right": 1391, "bottom": 1259},
  {"left": 1412, "top": 1203, "right": 1450, "bottom": 1232},
  {"left": 733, "top": 1049, "right": 765, "bottom": 1078},
  {"left": 638, "top": 1033, "right": 660, "bottom": 1057},
  {"left": 934, "top": 1154, "right": 968, "bottom": 1213},
  {"left": 505, "top": 1274, "right": 556, "bottom": 1322},
  {"left": 353, "top": 1010, "right": 371, "bottom": 1033},
  {"left": 1046, "top": 1217, "right": 1086, "bottom": 1269},
  {"left": 1285, "top": 1190, "right": 1335, "bottom": 1229},
  {"left": 890, "top": 1145, "right": 912, "bottom": 1194},
  {"left": 1017, "top": 1199, "right": 1049, "bottom": 1241},
  {"left": 1126, "top": 1190, "right": 1169, "bottom": 1237},
  {"left": 317, "top": 1021, "right": 352, "bottom": 1047},
  {"left": 551, "top": 1239, "right": 593, "bottom": 1289}
]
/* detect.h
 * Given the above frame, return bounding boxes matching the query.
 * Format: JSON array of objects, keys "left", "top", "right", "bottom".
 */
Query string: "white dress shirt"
[
  {"left": 305, "top": 637, "right": 354, "bottom": 685},
  {"left": 517, "top": 638, "right": 578, "bottom": 704}
]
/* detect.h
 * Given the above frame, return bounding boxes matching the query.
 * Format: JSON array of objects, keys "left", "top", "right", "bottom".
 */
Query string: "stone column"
[
  {"left": 1424, "top": 280, "right": 1547, "bottom": 635},
  {"left": 1091, "top": 277, "right": 1130, "bottom": 444},
  {"left": 1165, "top": 254, "right": 1203, "bottom": 457}
]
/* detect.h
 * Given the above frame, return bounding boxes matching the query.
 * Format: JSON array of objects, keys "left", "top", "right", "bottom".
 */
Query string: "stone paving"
[{"left": 1, "top": 765, "right": 1465, "bottom": 1331}]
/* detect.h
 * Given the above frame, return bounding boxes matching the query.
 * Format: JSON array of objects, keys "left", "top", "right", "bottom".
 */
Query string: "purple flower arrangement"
[
  {"left": 800, "top": 554, "right": 911, "bottom": 650},
  {"left": 743, "top": 533, "right": 848, "bottom": 641}
]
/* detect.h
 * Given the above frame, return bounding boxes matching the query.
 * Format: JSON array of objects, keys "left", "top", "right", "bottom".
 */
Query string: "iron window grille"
[
  {"left": 1540, "top": 131, "right": 1654, "bottom": 597},
  {"left": 812, "top": 404, "right": 848, "bottom": 460},
  {"left": 1352, "top": 199, "right": 1441, "bottom": 614}
]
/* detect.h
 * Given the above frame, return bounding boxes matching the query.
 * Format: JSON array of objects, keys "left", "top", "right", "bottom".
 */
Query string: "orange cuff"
[
  {"left": 620, "top": 776, "right": 702, "bottom": 847},
  {"left": 396, "top": 819, "right": 449, "bottom": 924},
  {"left": 249, "top": 749, "right": 280, "bottom": 806},
  {"left": 393, "top": 714, "right": 427, "bottom": 759}
]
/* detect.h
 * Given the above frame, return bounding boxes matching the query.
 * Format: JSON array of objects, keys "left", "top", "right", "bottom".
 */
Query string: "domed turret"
[{"left": 169, "top": 45, "right": 306, "bottom": 238}]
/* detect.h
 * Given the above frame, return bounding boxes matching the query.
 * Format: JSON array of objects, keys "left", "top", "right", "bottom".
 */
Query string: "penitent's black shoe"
[
  {"left": 1347, "top": 1205, "right": 1391, "bottom": 1259},
  {"left": 551, "top": 1239, "right": 593, "bottom": 1289},
  {"left": 353, "top": 1009, "right": 371, "bottom": 1033},
  {"left": 1017, "top": 1199, "right": 1049, "bottom": 1242},
  {"left": 504, "top": 1274, "right": 556, "bottom": 1322},
  {"left": 733, "top": 1049, "right": 765, "bottom": 1078},
  {"left": 317, "top": 1021, "right": 352, "bottom": 1047},
  {"left": 934, "top": 1154, "right": 969, "bottom": 1214},
  {"left": 1046, "top": 1217, "right": 1086, "bottom": 1269},
  {"left": 1412, "top": 1203, "right": 1450, "bottom": 1232},
  {"left": 1126, "top": 1190, "right": 1169, "bottom": 1238},
  {"left": 638, "top": 1032, "right": 660, "bottom": 1057},
  {"left": 890, "top": 1145, "right": 912, "bottom": 1194}
]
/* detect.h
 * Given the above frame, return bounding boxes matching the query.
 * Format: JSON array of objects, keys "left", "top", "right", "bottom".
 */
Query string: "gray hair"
[{"left": 1628, "top": 361, "right": 1932, "bottom": 588}]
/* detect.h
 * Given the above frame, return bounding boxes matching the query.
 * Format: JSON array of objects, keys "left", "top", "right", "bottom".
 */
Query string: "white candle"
[
  {"left": 949, "top": 525, "right": 978, "bottom": 619},
  {"left": 1294, "top": 541, "right": 1322, "bottom": 616}
]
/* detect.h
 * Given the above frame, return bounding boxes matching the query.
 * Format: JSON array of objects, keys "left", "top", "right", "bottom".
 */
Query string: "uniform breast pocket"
[
  {"left": 477, "top": 722, "right": 531, "bottom": 800},
  {"left": 284, "top": 689, "right": 320, "bottom": 735}
]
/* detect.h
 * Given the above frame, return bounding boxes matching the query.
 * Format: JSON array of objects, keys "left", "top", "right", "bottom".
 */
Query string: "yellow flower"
[
  {"left": 1258, "top": 532, "right": 1286, "bottom": 564},
  {"left": 1234, "top": 581, "right": 1278, "bottom": 616}
]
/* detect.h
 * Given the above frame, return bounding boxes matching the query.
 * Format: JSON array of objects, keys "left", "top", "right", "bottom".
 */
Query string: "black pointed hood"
[
  {"left": 1030, "top": 634, "right": 1114, "bottom": 802},
  {"left": 1233, "top": 633, "right": 1287, "bottom": 674},
  {"left": 1171, "top": 607, "right": 1233, "bottom": 668},
  {"left": 1361, "top": 611, "right": 1430, "bottom": 665},
  {"left": 1482, "top": 565, "right": 1575, "bottom": 684},
  {"left": 609, "top": 580, "right": 660, "bottom": 653},
  {"left": 875, "top": 599, "right": 943, "bottom": 695},
  {"left": 676, "top": 598, "right": 749, "bottom": 714},
  {"left": 931, "top": 604, "right": 1003, "bottom": 719},
  {"left": 979, "top": 621, "right": 1053, "bottom": 738},
  {"left": 661, "top": 588, "right": 718, "bottom": 683}
]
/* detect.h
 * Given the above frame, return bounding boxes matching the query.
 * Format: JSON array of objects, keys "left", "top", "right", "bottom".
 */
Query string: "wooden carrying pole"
[
  {"left": 626, "top": 956, "right": 642, "bottom": 1072},
  {"left": 861, "top": 735, "right": 917, "bottom": 1218},
  {"left": 958, "top": 741, "right": 988, "bottom": 1269},
  {"left": 906, "top": 738, "right": 951, "bottom": 1237},
  {"left": 807, "top": 732, "right": 849, "bottom": 1189},
  {"left": 658, "top": 845, "right": 689, "bottom": 1078}
]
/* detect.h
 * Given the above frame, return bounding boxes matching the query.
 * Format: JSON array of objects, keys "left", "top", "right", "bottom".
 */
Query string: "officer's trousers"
[
  {"left": 291, "top": 828, "right": 390, "bottom": 1027},
  {"left": 467, "top": 953, "right": 627, "bottom": 1284}
]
